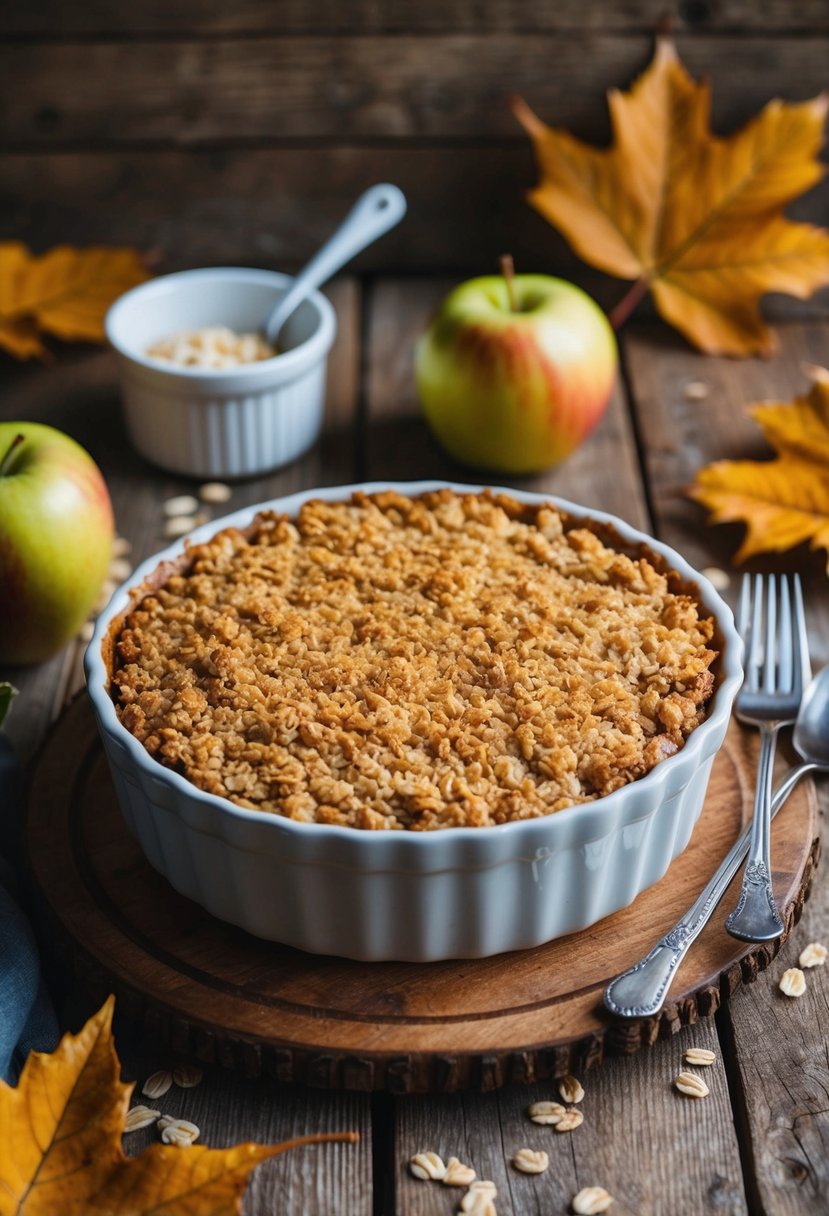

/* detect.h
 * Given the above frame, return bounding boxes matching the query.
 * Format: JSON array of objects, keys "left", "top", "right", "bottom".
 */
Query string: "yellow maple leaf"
[
  {"left": 0, "top": 997, "right": 359, "bottom": 1215},
  {"left": 689, "top": 370, "right": 829, "bottom": 569},
  {"left": 0, "top": 242, "right": 149, "bottom": 361},
  {"left": 512, "top": 37, "right": 829, "bottom": 356}
]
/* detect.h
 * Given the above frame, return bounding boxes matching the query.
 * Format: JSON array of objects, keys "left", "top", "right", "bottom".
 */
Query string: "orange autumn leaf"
[
  {"left": 0, "top": 242, "right": 149, "bottom": 361},
  {"left": 512, "top": 37, "right": 829, "bottom": 356},
  {"left": 0, "top": 997, "right": 359, "bottom": 1216},
  {"left": 689, "top": 370, "right": 829, "bottom": 569}
]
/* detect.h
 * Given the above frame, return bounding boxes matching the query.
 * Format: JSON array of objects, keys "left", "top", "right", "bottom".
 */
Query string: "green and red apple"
[
  {"left": 415, "top": 273, "right": 617, "bottom": 473},
  {"left": 0, "top": 423, "right": 114, "bottom": 664}
]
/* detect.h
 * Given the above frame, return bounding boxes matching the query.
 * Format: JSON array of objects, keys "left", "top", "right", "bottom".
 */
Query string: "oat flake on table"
[
  {"left": 410, "top": 1151, "right": 446, "bottom": 1180},
  {"left": 573, "top": 1186, "right": 615, "bottom": 1214},
  {"left": 779, "top": 967, "right": 807, "bottom": 997},
  {"left": 799, "top": 941, "right": 827, "bottom": 969}
]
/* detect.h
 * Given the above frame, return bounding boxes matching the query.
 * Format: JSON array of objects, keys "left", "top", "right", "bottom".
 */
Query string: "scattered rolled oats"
[
  {"left": 527, "top": 1100, "right": 566, "bottom": 1125},
  {"left": 199, "top": 481, "right": 232, "bottom": 504},
  {"left": 160, "top": 1118, "right": 200, "bottom": 1147},
  {"left": 683, "top": 1047, "right": 716, "bottom": 1067},
  {"left": 157, "top": 1115, "right": 175, "bottom": 1131},
  {"left": 799, "top": 942, "right": 827, "bottom": 969},
  {"left": 108, "top": 557, "right": 133, "bottom": 582},
  {"left": 558, "top": 1074, "right": 585, "bottom": 1104},
  {"left": 124, "top": 1104, "right": 161, "bottom": 1133},
  {"left": 674, "top": 1071, "right": 710, "bottom": 1098},
  {"left": 683, "top": 380, "right": 710, "bottom": 401},
  {"left": 779, "top": 967, "right": 807, "bottom": 997},
  {"left": 112, "top": 536, "right": 132, "bottom": 557},
  {"left": 164, "top": 495, "right": 200, "bottom": 518},
  {"left": 460, "top": 1182, "right": 497, "bottom": 1213},
  {"left": 410, "top": 1151, "right": 447, "bottom": 1181},
  {"left": 554, "top": 1108, "right": 584, "bottom": 1133},
  {"left": 700, "top": 566, "right": 730, "bottom": 592},
  {"left": 460, "top": 1196, "right": 496, "bottom": 1216},
  {"left": 79, "top": 620, "right": 95, "bottom": 643},
  {"left": 512, "top": 1148, "right": 549, "bottom": 1174},
  {"left": 573, "top": 1186, "right": 614, "bottom": 1214},
  {"left": 172, "top": 1063, "right": 203, "bottom": 1089},
  {"left": 443, "top": 1157, "right": 476, "bottom": 1186},
  {"left": 164, "top": 515, "right": 197, "bottom": 540},
  {"left": 142, "top": 1069, "right": 173, "bottom": 1099}
]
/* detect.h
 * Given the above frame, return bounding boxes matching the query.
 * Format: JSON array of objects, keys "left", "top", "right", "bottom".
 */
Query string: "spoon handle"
[
  {"left": 264, "top": 184, "right": 407, "bottom": 344},
  {"left": 603, "top": 762, "right": 814, "bottom": 1019}
]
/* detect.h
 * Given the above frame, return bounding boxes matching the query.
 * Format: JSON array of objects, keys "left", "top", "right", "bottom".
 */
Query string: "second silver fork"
[{"left": 725, "top": 572, "right": 806, "bottom": 943}]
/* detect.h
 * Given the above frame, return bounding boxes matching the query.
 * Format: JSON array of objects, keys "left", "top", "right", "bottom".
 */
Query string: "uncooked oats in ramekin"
[
  {"left": 146, "top": 326, "right": 276, "bottom": 369},
  {"left": 86, "top": 481, "right": 742, "bottom": 960}
]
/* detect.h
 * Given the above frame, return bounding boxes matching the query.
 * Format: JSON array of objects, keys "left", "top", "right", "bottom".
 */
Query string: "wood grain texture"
[
  {"left": 4, "top": 147, "right": 828, "bottom": 278},
  {"left": 4, "top": 35, "right": 829, "bottom": 147},
  {"left": 113, "top": 1021, "right": 371, "bottom": 1216},
  {"left": 722, "top": 877, "right": 829, "bottom": 1215},
  {"left": 3, "top": 1, "right": 828, "bottom": 36},
  {"left": 363, "top": 277, "right": 651, "bottom": 530},
  {"left": 396, "top": 1020, "right": 747, "bottom": 1214},
  {"left": 622, "top": 321, "right": 829, "bottom": 668},
  {"left": 26, "top": 695, "right": 817, "bottom": 1093}
]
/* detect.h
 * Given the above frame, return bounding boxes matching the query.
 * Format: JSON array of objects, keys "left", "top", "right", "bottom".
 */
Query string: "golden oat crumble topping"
[{"left": 113, "top": 490, "right": 717, "bottom": 830}]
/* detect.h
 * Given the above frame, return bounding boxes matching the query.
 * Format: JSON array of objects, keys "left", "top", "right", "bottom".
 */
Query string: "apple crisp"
[{"left": 112, "top": 489, "right": 717, "bottom": 830}]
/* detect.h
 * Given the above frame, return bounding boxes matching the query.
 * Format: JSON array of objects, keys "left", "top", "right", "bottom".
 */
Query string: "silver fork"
[
  {"left": 725, "top": 573, "right": 806, "bottom": 942},
  {"left": 604, "top": 572, "right": 809, "bottom": 1018}
]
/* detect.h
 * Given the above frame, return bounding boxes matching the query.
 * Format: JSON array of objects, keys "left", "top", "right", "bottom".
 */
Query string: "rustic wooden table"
[{"left": 2, "top": 277, "right": 828, "bottom": 1215}]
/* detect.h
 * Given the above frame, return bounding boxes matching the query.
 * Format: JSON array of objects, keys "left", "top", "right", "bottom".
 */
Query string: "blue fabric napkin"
[{"left": 0, "top": 737, "right": 59, "bottom": 1083}]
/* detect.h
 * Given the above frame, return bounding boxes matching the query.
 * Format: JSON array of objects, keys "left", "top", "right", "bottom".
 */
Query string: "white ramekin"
[
  {"left": 105, "top": 268, "right": 337, "bottom": 479},
  {"left": 85, "top": 481, "right": 743, "bottom": 962}
]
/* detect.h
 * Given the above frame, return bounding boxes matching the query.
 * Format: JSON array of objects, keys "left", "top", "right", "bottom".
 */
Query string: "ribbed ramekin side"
[{"left": 120, "top": 366, "right": 326, "bottom": 479}]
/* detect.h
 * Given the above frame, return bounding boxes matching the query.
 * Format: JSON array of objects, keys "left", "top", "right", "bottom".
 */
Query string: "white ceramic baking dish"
[
  {"left": 105, "top": 268, "right": 337, "bottom": 479},
  {"left": 85, "top": 481, "right": 743, "bottom": 962}
]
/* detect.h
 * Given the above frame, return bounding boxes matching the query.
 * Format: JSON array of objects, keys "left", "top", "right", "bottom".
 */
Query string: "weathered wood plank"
[
  {"left": 722, "top": 888, "right": 829, "bottom": 1215},
  {"left": 363, "top": 277, "right": 650, "bottom": 529},
  {"left": 622, "top": 320, "right": 829, "bottom": 1214},
  {"left": 111, "top": 1020, "right": 372, "bottom": 1216},
  {"left": 395, "top": 1024, "right": 747, "bottom": 1213},
  {"left": 4, "top": 146, "right": 828, "bottom": 279},
  {"left": 0, "top": 146, "right": 571, "bottom": 275},
  {"left": 3, "top": 0, "right": 828, "bottom": 36},
  {"left": 622, "top": 322, "right": 829, "bottom": 668},
  {"left": 4, "top": 35, "right": 829, "bottom": 146},
  {"left": 0, "top": 276, "right": 362, "bottom": 755}
]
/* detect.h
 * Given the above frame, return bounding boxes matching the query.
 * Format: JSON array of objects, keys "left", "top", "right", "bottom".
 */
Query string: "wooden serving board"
[{"left": 27, "top": 696, "right": 818, "bottom": 1094}]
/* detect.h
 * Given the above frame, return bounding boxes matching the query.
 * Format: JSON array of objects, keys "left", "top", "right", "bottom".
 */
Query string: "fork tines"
[{"left": 737, "top": 573, "right": 808, "bottom": 702}]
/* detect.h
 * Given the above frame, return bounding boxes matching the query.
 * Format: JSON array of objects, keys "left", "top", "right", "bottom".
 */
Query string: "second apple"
[{"left": 415, "top": 273, "right": 617, "bottom": 474}]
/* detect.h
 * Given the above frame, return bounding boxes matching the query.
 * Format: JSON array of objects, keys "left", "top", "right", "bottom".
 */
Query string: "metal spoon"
[
  {"left": 604, "top": 665, "right": 829, "bottom": 1019},
  {"left": 263, "top": 183, "right": 406, "bottom": 347}
]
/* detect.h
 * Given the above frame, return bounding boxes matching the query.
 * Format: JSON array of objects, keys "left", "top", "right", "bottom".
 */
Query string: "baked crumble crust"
[{"left": 112, "top": 489, "right": 717, "bottom": 830}]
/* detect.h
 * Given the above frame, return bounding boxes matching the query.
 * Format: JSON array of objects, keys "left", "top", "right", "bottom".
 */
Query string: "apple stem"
[
  {"left": 609, "top": 278, "right": 650, "bottom": 331},
  {"left": 0, "top": 432, "right": 24, "bottom": 478},
  {"left": 500, "top": 254, "right": 518, "bottom": 313}
]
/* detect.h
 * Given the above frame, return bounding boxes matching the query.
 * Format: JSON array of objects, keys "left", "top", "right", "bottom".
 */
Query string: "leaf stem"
[
  {"left": 0, "top": 432, "right": 24, "bottom": 478},
  {"left": 267, "top": 1131, "right": 361, "bottom": 1157},
  {"left": 500, "top": 254, "right": 518, "bottom": 312},
  {"left": 609, "top": 278, "right": 650, "bottom": 331}
]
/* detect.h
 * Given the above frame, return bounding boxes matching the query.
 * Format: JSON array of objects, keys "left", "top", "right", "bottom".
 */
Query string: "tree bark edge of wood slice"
[{"left": 27, "top": 696, "right": 818, "bottom": 1093}]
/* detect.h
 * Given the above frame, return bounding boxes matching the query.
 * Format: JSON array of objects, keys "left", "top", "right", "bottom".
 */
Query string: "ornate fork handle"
[
  {"left": 604, "top": 765, "right": 810, "bottom": 1018},
  {"left": 725, "top": 722, "right": 785, "bottom": 941}
]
